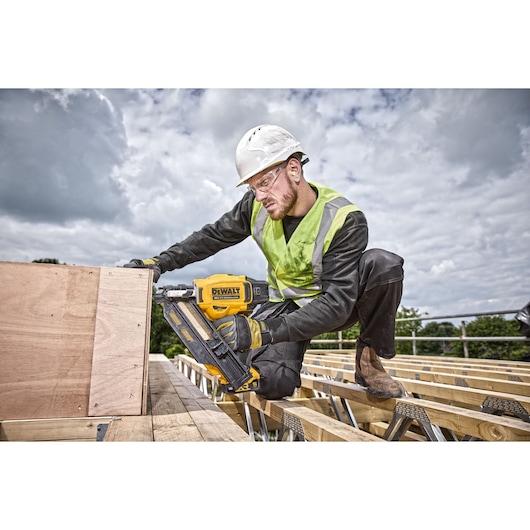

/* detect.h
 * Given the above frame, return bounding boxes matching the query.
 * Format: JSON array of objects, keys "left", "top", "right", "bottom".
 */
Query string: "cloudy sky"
[
  {"left": 1, "top": 88, "right": 529, "bottom": 322},
  {"left": 2, "top": 2, "right": 529, "bottom": 326}
]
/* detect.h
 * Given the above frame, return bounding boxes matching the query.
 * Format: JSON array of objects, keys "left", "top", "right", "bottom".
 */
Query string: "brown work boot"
[{"left": 355, "top": 343, "right": 404, "bottom": 398}]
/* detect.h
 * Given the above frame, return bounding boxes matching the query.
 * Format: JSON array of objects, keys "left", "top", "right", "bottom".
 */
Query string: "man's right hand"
[{"left": 123, "top": 257, "right": 161, "bottom": 282}]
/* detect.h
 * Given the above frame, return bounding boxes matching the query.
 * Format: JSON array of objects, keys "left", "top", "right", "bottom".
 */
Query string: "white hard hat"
[{"left": 235, "top": 124, "right": 306, "bottom": 186}]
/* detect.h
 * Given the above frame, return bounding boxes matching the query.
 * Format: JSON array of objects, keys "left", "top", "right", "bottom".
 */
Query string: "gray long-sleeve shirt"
[{"left": 156, "top": 188, "right": 368, "bottom": 343}]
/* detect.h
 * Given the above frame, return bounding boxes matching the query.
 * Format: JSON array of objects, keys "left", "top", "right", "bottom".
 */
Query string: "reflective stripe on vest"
[{"left": 251, "top": 182, "right": 360, "bottom": 306}]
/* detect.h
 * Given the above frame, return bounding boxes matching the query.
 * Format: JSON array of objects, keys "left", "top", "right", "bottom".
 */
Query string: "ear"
[{"left": 286, "top": 158, "right": 302, "bottom": 181}]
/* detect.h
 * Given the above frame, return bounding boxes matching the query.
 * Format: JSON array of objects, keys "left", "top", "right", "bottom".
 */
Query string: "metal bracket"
[
  {"left": 241, "top": 400, "right": 272, "bottom": 441},
  {"left": 341, "top": 398, "right": 359, "bottom": 429},
  {"left": 481, "top": 396, "right": 530, "bottom": 423},
  {"left": 329, "top": 395, "right": 344, "bottom": 423},
  {"left": 258, "top": 410, "right": 270, "bottom": 442},
  {"left": 96, "top": 423, "right": 109, "bottom": 442},
  {"left": 242, "top": 400, "right": 256, "bottom": 440},
  {"left": 384, "top": 402, "right": 446, "bottom": 441},
  {"left": 278, "top": 411, "right": 306, "bottom": 441}
]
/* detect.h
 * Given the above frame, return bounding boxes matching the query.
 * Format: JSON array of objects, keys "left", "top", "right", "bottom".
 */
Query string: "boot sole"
[{"left": 355, "top": 373, "right": 404, "bottom": 399}]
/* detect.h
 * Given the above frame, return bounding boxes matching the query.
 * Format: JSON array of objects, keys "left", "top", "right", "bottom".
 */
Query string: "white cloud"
[
  {"left": 430, "top": 260, "right": 456, "bottom": 276},
  {"left": 1, "top": 88, "right": 529, "bottom": 322}
]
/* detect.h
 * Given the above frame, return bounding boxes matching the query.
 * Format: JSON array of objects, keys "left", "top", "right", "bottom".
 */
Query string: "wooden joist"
[
  {"left": 302, "top": 361, "right": 530, "bottom": 411},
  {"left": 386, "top": 366, "right": 530, "bottom": 397},
  {"left": 301, "top": 374, "right": 530, "bottom": 441},
  {"left": 304, "top": 353, "right": 530, "bottom": 402},
  {"left": 242, "top": 392, "right": 383, "bottom": 441},
  {"left": 177, "top": 354, "right": 383, "bottom": 440},
  {"left": 175, "top": 352, "right": 530, "bottom": 441},
  {"left": 396, "top": 353, "right": 530, "bottom": 370},
  {"left": 305, "top": 352, "right": 530, "bottom": 383},
  {"left": 306, "top": 350, "right": 530, "bottom": 368}
]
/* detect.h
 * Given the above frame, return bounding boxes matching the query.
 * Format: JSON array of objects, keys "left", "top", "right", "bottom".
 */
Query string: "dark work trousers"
[{"left": 244, "top": 248, "right": 404, "bottom": 400}]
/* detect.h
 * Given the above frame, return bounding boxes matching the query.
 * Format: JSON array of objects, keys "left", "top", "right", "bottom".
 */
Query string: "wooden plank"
[
  {"left": 300, "top": 374, "right": 530, "bottom": 441},
  {"left": 158, "top": 356, "right": 251, "bottom": 441},
  {"left": 397, "top": 354, "right": 530, "bottom": 371},
  {"left": 103, "top": 416, "right": 154, "bottom": 441},
  {"left": 242, "top": 392, "right": 383, "bottom": 442},
  {"left": 305, "top": 355, "right": 530, "bottom": 395},
  {"left": 303, "top": 362, "right": 530, "bottom": 412},
  {"left": 148, "top": 356, "right": 204, "bottom": 441},
  {"left": 217, "top": 401, "right": 282, "bottom": 431},
  {"left": 88, "top": 267, "right": 152, "bottom": 416},
  {"left": 306, "top": 350, "right": 530, "bottom": 372},
  {"left": 383, "top": 359, "right": 530, "bottom": 382},
  {"left": 345, "top": 401, "right": 393, "bottom": 424},
  {"left": 0, "top": 262, "right": 100, "bottom": 420},
  {"left": 305, "top": 353, "right": 530, "bottom": 383},
  {"left": 399, "top": 378, "right": 530, "bottom": 412},
  {"left": 384, "top": 366, "right": 530, "bottom": 397},
  {"left": 0, "top": 417, "right": 112, "bottom": 441},
  {"left": 174, "top": 352, "right": 530, "bottom": 441},
  {"left": 305, "top": 351, "right": 530, "bottom": 374}
]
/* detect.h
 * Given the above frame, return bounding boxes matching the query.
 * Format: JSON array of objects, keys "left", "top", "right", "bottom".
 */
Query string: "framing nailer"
[{"left": 153, "top": 274, "right": 269, "bottom": 394}]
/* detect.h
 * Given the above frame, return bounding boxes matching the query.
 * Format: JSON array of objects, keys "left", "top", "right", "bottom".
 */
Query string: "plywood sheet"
[
  {"left": 0, "top": 262, "right": 152, "bottom": 420},
  {"left": 0, "top": 262, "right": 99, "bottom": 419},
  {"left": 88, "top": 267, "right": 152, "bottom": 416}
]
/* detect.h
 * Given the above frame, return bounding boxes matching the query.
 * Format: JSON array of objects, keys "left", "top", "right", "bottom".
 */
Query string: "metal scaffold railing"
[{"left": 310, "top": 308, "right": 530, "bottom": 357}]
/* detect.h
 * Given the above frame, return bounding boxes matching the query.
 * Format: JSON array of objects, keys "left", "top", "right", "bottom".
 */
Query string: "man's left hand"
[
  {"left": 214, "top": 315, "right": 272, "bottom": 351},
  {"left": 123, "top": 257, "right": 161, "bottom": 283}
]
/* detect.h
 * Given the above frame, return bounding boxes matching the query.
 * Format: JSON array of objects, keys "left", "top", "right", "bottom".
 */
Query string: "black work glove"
[
  {"left": 214, "top": 315, "right": 272, "bottom": 352},
  {"left": 123, "top": 257, "right": 161, "bottom": 283}
]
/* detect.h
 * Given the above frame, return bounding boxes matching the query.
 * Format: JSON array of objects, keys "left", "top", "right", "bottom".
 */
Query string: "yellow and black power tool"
[{"left": 153, "top": 274, "right": 269, "bottom": 393}]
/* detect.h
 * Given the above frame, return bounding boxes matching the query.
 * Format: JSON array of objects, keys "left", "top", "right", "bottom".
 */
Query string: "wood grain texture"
[
  {"left": 301, "top": 373, "right": 530, "bottom": 441},
  {"left": 0, "top": 417, "right": 113, "bottom": 441},
  {"left": 242, "top": 392, "right": 383, "bottom": 441},
  {"left": 0, "top": 262, "right": 100, "bottom": 419},
  {"left": 149, "top": 355, "right": 251, "bottom": 441},
  {"left": 103, "top": 416, "right": 154, "bottom": 441},
  {"left": 88, "top": 267, "right": 152, "bottom": 416},
  {"left": 0, "top": 262, "right": 152, "bottom": 421}
]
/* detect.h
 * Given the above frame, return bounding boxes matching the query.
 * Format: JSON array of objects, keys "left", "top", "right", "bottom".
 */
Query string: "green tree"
[
  {"left": 32, "top": 258, "right": 64, "bottom": 264},
  {"left": 417, "top": 321, "right": 458, "bottom": 356},
  {"left": 312, "top": 307, "right": 423, "bottom": 353},
  {"left": 311, "top": 323, "right": 360, "bottom": 349},
  {"left": 149, "top": 292, "right": 186, "bottom": 357},
  {"left": 395, "top": 307, "right": 423, "bottom": 355},
  {"left": 452, "top": 315, "right": 530, "bottom": 361}
]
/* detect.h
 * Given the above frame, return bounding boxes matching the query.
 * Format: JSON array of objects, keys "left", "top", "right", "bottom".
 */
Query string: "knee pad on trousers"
[
  {"left": 359, "top": 248, "right": 404, "bottom": 291},
  {"left": 253, "top": 360, "right": 301, "bottom": 400}
]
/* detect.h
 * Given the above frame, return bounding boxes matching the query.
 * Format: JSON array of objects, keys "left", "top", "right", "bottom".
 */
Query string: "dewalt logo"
[{"left": 211, "top": 287, "right": 240, "bottom": 300}]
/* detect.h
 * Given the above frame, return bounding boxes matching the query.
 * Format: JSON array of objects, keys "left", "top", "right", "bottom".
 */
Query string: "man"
[{"left": 126, "top": 124, "right": 405, "bottom": 400}]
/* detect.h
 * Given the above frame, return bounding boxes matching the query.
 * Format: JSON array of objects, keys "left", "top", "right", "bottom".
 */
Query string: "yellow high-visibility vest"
[{"left": 251, "top": 182, "right": 360, "bottom": 306}]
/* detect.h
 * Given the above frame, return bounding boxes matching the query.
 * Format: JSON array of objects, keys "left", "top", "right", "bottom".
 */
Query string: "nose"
[{"left": 254, "top": 188, "right": 267, "bottom": 201}]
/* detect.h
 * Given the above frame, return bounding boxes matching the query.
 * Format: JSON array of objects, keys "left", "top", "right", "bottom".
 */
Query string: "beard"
[{"left": 268, "top": 180, "right": 298, "bottom": 221}]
